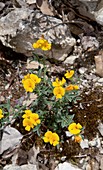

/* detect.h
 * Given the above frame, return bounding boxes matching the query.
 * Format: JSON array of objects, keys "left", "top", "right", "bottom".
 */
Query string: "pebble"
[
  {"left": 98, "top": 123, "right": 103, "bottom": 136},
  {"left": 65, "top": 131, "right": 73, "bottom": 137},
  {"left": 55, "top": 162, "right": 82, "bottom": 170},
  {"left": 89, "top": 140, "right": 97, "bottom": 147},
  {"left": 80, "top": 139, "right": 89, "bottom": 149},
  {"left": 98, "top": 78, "right": 103, "bottom": 83},
  {"left": 79, "top": 67, "right": 87, "bottom": 74}
]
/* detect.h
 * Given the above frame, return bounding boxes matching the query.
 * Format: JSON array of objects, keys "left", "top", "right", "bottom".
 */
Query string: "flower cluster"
[
  {"left": 22, "top": 110, "right": 41, "bottom": 131},
  {"left": 43, "top": 131, "right": 60, "bottom": 146},
  {"left": 68, "top": 123, "right": 83, "bottom": 143},
  {"left": 22, "top": 73, "right": 41, "bottom": 92},
  {"left": 0, "top": 109, "right": 4, "bottom": 119},
  {"left": 52, "top": 70, "right": 79, "bottom": 99},
  {"left": 33, "top": 38, "right": 51, "bottom": 51}
]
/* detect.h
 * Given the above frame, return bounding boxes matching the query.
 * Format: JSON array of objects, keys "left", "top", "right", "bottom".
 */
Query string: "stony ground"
[{"left": 0, "top": 40, "right": 103, "bottom": 170}]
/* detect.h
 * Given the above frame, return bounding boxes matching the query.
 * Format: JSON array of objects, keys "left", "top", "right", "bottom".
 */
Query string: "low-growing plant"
[{"left": 0, "top": 37, "right": 83, "bottom": 146}]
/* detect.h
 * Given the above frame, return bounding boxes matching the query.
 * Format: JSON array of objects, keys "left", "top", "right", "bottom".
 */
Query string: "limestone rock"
[
  {"left": 3, "top": 164, "right": 37, "bottom": 170},
  {"left": 94, "top": 8, "right": 103, "bottom": 25},
  {"left": 0, "top": 7, "right": 76, "bottom": 61},
  {"left": 98, "top": 123, "right": 103, "bottom": 136},
  {"left": 0, "top": 126, "right": 22, "bottom": 154},
  {"left": 55, "top": 162, "right": 82, "bottom": 170},
  {"left": 0, "top": 2, "right": 5, "bottom": 11}
]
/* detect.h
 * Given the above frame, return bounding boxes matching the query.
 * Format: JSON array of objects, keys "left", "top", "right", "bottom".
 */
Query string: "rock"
[
  {"left": 3, "top": 165, "right": 22, "bottom": 170},
  {"left": 79, "top": 67, "right": 87, "bottom": 74},
  {"left": 100, "top": 156, "right": 103, "bottom": 170},
  {"left": 89, "top": 139, "right": 97, "bottom": 147},
  {"left": 0, "top": 2, "right": 5, "bottom": 11},
  {"left": 60, "top": 156, "right": 66, "bottom": 162},
  {"left": 65, "top": 131, "right": 73, "bottom": 137},
  {"left": 98, "top": 78, "right": 103, "bottom": 83},
  {"left": 21, "top": 164, "right": 37, "bottom": 170},
  {"left": 0, "top": 7, "right": 76, "bottom": 61},
  {"left": 3, "top": 164, "right": 37, "bottom": 170},
  {"left": 98, "top": 123, "right": 103, "bottom": 136},
  {"left": 94, "top": 8, "right": 103, "bottom": 25},
  {"left": 80, "top": 139, "right": 89, "bottom": 149},
  {"left": 26, "top": 0, "right": 36, "bottom": 4},
  {"left": 63, "top": 55, "right": 78, "bottom": 64},
  {"left": 81, "top": 36, "right": 99, "bottom": 51},
  {"left": 55, "top": 162, "right": 82, "bottom": 170},
  {"left": 0, "top": 126, "right": 22, "bottom": 154},
  {"left": 95, "top": 53, "right": 103, "bottom": 77},
  {"left": 85, "top": 163, "right": 92, "bottom": 170}
]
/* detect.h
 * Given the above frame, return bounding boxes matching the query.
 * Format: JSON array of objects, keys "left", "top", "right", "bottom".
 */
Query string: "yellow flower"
[
  {"left": 64, "top": 70, "right": 74, "bottom": 79},
  {"left": 65, "top": 84, "right": 79, "bottom": 91},
  {"left": 23, "top": 118, "right": 34, "bottom": 131},
  {"left": 22, "top": 78, "right": 35, "bottom": 92},
  {"left": 33, "top": 38, "right": 51, "bottom": 51},
  {"left": 52, "top": 78, "right": 66, "bottom": 87},
  {"left": 68, "top": 123, "right": 82, "bottom": 135},
  {"left": 22, "top": 110, "right": 33, "bottom": 119},
  {"left": 49, "top": 133, "right": 60, "bottom": 146},
  {"left": 73, "top": 85, "right": 79, "bottom": 90},
  {"left": 30, "top": 74, "right": 41, "bottom": 84},
  {"left": 30, "top": 113, "right": 41, "bottom": 126},
  {"left": 43, "top": 131, "right": 60, "bottom": 146},
  {"left": 74, "top": 135, "right": 82, "bottom": 143},
  {"left": 22, "top": 73, "right": 41, "bottom": 92},
  {"left": 53, "top": 86, "right": 65, "bottom": 99},
  {"left": 0, "top": 109, "right": 4, "bottom": 119},
  {"left": 65, "top": 84, "right": 74, "bottom": 91},
  {"left": 43, "top": 131, "right": 53, "bottom": 143}
]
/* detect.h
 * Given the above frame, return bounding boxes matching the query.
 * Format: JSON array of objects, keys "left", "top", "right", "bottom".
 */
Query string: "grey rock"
[
  {"left": 3, "top": 164, "right": 37, "bottom": 170},
  {"left": 0, "top": 7, "right": 76, "bottom": 61},
  {"left": 55, "top": 162, "right": 82, "bottom": 170},
  {"left": 65, "top": 131, "right": 73, "bottom": 137},
  {"left": 94, "top": 8, "right": 103, "bottom": 25},
  {"left": 3, "top": 165, "right": 22, "bottom": 170},
  {"left": 79, "top": 67, "right": 87, "bottom": 74},
  {"left": 100, "top": 157, "right": 103, "bottom": 170},
  {"left": 81, "top": 36, "right": 99, "bottom": 51},
  {"left": 85, "top": 164, "right": 92, "bottom": 170},
  {"left": 98, "top": 78, "right": 103, "bottom": 83},
  {"left": 21, "top": 164, "right": 37, "bottom": 170},
  {"left": 80, "top": 139, "right": 89, "bottom": 149},
  {"left": 0, "top": 2, "right": 5, "bottom": 11},
  {"left": 89, "top": 139, "right": 97, "bottom": 147},
  {"left": 0, "top": 126, "right": 22, "bottom": 154},
  {"left": 26, "top": 0, "right": 36, "bottom": 4},
  {"left": 64, "top": 55, "right": 78, "bottom": 64},
  {"left": 98, "top": 123, "right": 103, "bottom": 136}
]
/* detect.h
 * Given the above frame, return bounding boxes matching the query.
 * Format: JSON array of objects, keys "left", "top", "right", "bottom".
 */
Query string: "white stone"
[
  {"left": 3, "top": 165, "right": 22, "bottom": 170},
  {"left": 0, "top": 8, "right": 76, "bottom": 61},
  {"left": 55, "top": 162, "right": 82, "bottom": 170},
  {"left": 65, "top": 131, "right": 73, "bottom": 137},
  {"left": 94, "top": 8, "right": 103, "bottom": 25},
  {"left": 26, "top": 0, "right": 36, "bottom": 4},
  {"left": 89, "top": 140, "right": 97, "bottom": 147},
  {"left": 98, "top": 78, "right": 103, "bottom": 83},
  {"left": 79, "top": 67, "right": 87, "bottom": 74},
  {"left": 0, "top": 126, "right": 22, "bottom": 154},
  {"left": 3, "top": 164, "right": 37, "bottom": 170},
  {"left": 80, "top": 139, "right": 89, "bottom": 149},
  {"left": 64, "top": 55, "right": 78, "bottom": 64},
  {"left": 21, "top": 164, "right": 37, "bottom": 170},
  {"left": 98, "top": 123, "right": 103, "bottom": 136}
]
